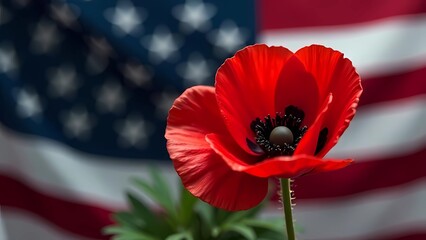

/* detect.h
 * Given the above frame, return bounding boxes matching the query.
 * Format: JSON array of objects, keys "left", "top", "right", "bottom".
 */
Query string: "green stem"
[{"left": 280, "top": 178, "right": 296, "bottom": 240}]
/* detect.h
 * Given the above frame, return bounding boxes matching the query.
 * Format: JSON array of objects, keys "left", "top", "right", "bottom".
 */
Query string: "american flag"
[{"left": 0, "top": 0, "right": 425, "bottom": 239}]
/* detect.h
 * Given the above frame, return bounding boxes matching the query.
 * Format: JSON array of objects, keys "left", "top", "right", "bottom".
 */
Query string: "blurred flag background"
[{"left": 0, "top": 0, "right": 425, "bottom": 239}]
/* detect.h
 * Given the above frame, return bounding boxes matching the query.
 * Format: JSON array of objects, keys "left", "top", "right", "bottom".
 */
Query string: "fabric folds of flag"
[{"left": 0, "top": 0, "right": 425, "bottom": 239}]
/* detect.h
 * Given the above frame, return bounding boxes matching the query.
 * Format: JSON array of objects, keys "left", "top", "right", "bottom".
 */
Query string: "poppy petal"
[
  {"left": 294, "top": 93, "right": 333, "bottom": 156},
  {"left": 308, "top": 157, "right": 354, "bottom": 174},
  {"left": 275, "top": 55, "right": 320, "bottom": 126},
  {"left": 173, "top": 153, "right": 268, "bottom": 211},
  {"left": 243, "top": 155, "right": 353, "bottom": 178},
  {"left": 165, "top": 86, "right": 268, "bottom": 211},
  {"left": 206, "top": 133, "right": 352, "bottom": 178},
  {"left": 205, "top": 133, "right": 259, "bottom": 172},
  {"left": 166, "top": 86, "right": 226, "bottom": 137},
  {"left": 295, "top": 45, "right": 362, "bottom": 157},
  {"left": 216, "top": 44, "right": 294, "bottom": 155}
]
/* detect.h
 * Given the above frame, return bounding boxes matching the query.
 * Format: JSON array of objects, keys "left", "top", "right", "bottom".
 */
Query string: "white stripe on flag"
[
  {"left": 292, "top": 179, "right": 426, "bottom": 240},
  {"left": 0, "top": 125, "right": 178, "bottom": 209},
  {"left": 328, "top": 94, "right": 426, "bottom": 160},
  {"left": 258, "top": 14, "right": 426, "bottom": 78},
  {"left": 0, "top": 206, "right": 8, "bottom": 240}
]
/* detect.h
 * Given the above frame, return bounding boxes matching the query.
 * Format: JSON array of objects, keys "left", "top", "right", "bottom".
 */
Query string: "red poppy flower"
[{"left": 165, "top": 44, "right": 362, "bottom": 211}]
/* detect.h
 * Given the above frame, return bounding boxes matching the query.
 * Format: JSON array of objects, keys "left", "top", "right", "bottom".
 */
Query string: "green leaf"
[
  {"left": 177, "top": 186, "right": 198, "bottom": 226},
  {"left": 215, "top": 209, "right": 233, "bottom": 225},
  {"left": 194, "top": 201, "right": 215, "bottom": 229},
  {"left": 104, "top": 226, "right": 159, "bottom": 240},
  {"left": 113, "top": 212, "right": 141, "bottom": 229},
  {"left": 165, "top": 231, "right": 194, "bottom": 240},
  {"left": 190, "top": 207, "right": 213, "bottom": 239},
  {"left": 112, "top": 231, "right": 158, "bottom": 240},
  {"left": 241, "top": 218, "right": 284, "bottom": 232},
  {"left": 257, "top": 233, "right": 287, "bottom": 240},
  {"left": 256, "top": 228, "right": 288, "bottom": 240},
  {"left": 126, "top": 192, "right": 170, "bottom": 235},
  {"left": 247, "top": 218, "right": 287, "bottom": 240},
  {"left": 132, "top": 169, "right": 177, "bottom": 219},
  {"left": 220, "top": 205, "right": 261, "bottom": 227},
  {"left": 127, "top": 192, "right": 156, "bottom": 221},
  {"left": 150, "top": 168, "right": 176, "bottom": 208},
  {"left": 222, "top": 224, "right": 256, "bottom": 240}
]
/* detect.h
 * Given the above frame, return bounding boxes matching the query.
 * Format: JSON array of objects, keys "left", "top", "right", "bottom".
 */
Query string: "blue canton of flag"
[{"left": 0, "top": 0, "right": 255, "bottom": 160}]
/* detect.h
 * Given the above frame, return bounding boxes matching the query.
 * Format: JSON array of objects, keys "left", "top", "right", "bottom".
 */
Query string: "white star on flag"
[
  {"left": 47, "top": 65, "right": 80, "bottom": 99},
  {"left": 176, "top": 52, "right": 213, "bottom": 86},
  {"left": 30, "top": 19, "right": 63, "bottom": 55},
  {"left": 208, "top": 20, "right": 248, "bottom": 56},
  {"left": 61, "top": 107, "right": 96, "bottom": 140},
  {"left": 84, "top": 37, "right": 114, "bottom": 75},
  {"left": 141, "top": 26, "right": 182, "bottom": 64},
  {"left": 16, "top": 88, "right": 43, "bottom": 119},
  {"left": 115, "top": 115, "right": 152, "bottom": 149},
  {"left": 121, "top": 61, "right": 152, "bottom": 88},
  {"left": 104, "top": 0, "right": 146, "bottom": 36},
  {"left": 86, "top": 36, "right": 114, "bottom": 57},
  {"left": 95, "top": 80, "right": 127, "bottom": 114},
  {"left": 151, "top": 90, "right": 180, "bottom": 119},
  {"left": 0, "top": 43, "right": 18, "bottom": 75},
  {"left": 49, "top": 2, "right": 80, "bottom": 29},
  {"left": 172, "top": 0, "right": 217, "bottom": 33}
]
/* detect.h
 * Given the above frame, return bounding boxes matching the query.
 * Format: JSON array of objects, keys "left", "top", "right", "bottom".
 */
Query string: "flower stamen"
[{"left": 250, "top": 106, "right": 308, "bottom": 157}]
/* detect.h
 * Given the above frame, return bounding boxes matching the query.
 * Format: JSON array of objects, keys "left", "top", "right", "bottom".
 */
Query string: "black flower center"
[{"left": 249, "top": 106, "right": 308, "bottom": 157}]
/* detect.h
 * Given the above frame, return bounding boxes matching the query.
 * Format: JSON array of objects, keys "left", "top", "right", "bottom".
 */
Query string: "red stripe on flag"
[
  {"left": 258, "top": 0, "right": 426, "bottom": 30},
  {"left": 293, "top": 148, "right": 426, "bottom": 200},
  {"left": 379, "top": 233, "right": 426, "bottom": 240},
  {"left": 313, "top": 233, "right": 426, "bottom": 240},
  {"left": 360, "top": 67, "right": 426, "bottom": 107},
  {"left": 0, "top": 174, "right": 113, "bottom": 239}
]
